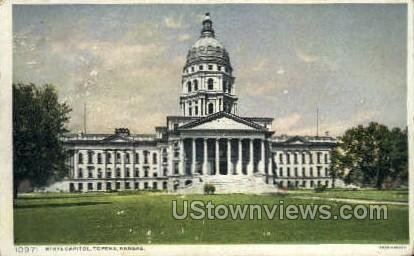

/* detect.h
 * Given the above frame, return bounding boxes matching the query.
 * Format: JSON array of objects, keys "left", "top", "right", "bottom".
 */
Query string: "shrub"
[
  {"left": 314, "top": 184, "right": 328, "bottom": 193},
  {"left": 204, "top": 183, "right": 216, "bottom": 195}
]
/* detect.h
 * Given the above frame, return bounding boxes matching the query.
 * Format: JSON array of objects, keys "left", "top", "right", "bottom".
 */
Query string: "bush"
[
  {"left": 204, "top": 183, "right": 216, "bottom": 195},
  {"left": 314, "top": 184, "right": 328, "bottom": 193}
]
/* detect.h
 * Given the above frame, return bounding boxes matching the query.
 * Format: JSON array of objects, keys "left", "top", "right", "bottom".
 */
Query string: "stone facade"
[{"left": 59, "top": 14, "right": 337, "bottom": 194}]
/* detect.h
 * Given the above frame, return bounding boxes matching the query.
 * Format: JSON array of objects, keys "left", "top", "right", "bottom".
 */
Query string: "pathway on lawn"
[{"left": 290, "top": 196, "right": 408, "bottom": 206}]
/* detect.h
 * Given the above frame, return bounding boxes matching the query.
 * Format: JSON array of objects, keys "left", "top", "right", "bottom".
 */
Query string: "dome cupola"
[{"left": 179, "top": 13, "right": 238, "bottom": 117}]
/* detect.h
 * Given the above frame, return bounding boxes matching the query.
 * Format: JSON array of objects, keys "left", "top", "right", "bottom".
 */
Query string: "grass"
[
  {"left": 14, "top": 190, "right": 409, "bottom": 244},
  {"left": 289, "top": 188, "right": 409, "bottom": 202}
]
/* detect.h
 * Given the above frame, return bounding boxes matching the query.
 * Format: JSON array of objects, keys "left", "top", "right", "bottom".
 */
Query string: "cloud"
[
  {"left": 295, "top": 48, "right": 320, "bottom": 63},
  {"left": 164, "top": 16, "right": 183, "bottom": 29},
  {"left": 177, "top": 33, "right": 191, "bottom": 42},
  {"left": 272, "top": 113, "right": 302, "bottom": 134}
]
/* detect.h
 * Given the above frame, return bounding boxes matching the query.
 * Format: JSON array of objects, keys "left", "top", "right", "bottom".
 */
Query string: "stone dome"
[{"left": 184, "top": 13, "right": 232, "bottom": 69}]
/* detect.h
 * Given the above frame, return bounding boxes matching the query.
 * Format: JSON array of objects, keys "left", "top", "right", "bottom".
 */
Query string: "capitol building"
[{"left": 60, "top": 13, "right": 337, "bottom": 193}]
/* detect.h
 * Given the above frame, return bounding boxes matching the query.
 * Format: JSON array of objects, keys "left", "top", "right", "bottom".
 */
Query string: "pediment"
[
  {"left": 179, "top": 112, "right": 265, "bottom": 131},
  {"left": 102, "top": 134, "right": 133, "bottom": 142},
  {"left": 285, "top": 136, "right": 309, "bottom": 144},
  {"left": 188, "top": 116, "right": 256, "bottom": 130}
]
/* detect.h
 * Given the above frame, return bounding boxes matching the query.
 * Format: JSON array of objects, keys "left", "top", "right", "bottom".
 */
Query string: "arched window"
[
  {"left": 187, "top": 81, "right": 192, "bottom": 92},
  {"left": 207, "top": 78, "right": 214, "bottom": 90},
  {"left": 208, "top": 103, "right": 214, "bottom": 114},
  {"left": 193, "top": 80, "right": 198, "bottom": 91}
]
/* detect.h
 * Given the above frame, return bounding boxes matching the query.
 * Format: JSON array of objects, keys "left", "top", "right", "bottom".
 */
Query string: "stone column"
[
  {"left": 74, "top": 150, "right": 78, "bottom": 179},
  {"left": 180, "top": 140, "right": 185, "bottom": 176},
  {"left": 259, "top": 139, "right": 265, "bottom": 174},
  {"left": 237, "top": 139, "right": 242, "bottom": 175},
  {"left": 102, "top": 150, "right": 107, "bottom": 178},
  {"left": 227, "top": 139, "right": 232, "bottom": 175},
  {"left": 202, "top": 138, "right": 208, "bottom": 175},
  {"left": 248, "top": 139, "right": 254, "bottom": 175},
  {"left": 215, "top": 138, "right": 220, "bottom": 175},
  {"left": 192, "top": 138, "right": 196, "bottom": 175}
]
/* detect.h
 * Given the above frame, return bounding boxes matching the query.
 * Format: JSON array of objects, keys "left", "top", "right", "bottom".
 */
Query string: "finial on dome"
[{"left": 201, "top": 12, "right": 214, "bottom": 38}]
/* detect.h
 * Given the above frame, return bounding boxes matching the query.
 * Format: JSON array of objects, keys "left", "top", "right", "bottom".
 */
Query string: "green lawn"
[
  {"left": 14, "top": 190, "right": 409, "bottom": 244},
  {"left": 290, "top": 189, "right": 409, "bottom": 202}
]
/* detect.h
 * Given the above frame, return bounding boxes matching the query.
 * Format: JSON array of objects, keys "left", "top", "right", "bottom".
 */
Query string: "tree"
[
  {"left": 13, "top": 83, "right": 71, "bottom": 198},
  {"left": 331, "top": 122, "right": 408, "bottom": 189}
]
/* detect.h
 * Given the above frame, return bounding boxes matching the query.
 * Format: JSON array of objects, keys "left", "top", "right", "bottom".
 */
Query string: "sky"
[{"left": 13, "top": 4, "right": 407, "bottom": 136}]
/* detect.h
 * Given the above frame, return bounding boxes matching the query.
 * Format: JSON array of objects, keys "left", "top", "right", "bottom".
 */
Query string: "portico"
[{"left": 182, "top": 137, "right": 268, "bottom": 176}]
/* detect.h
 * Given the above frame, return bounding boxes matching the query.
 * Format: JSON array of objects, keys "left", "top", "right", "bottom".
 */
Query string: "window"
[
  {"left": 310, "top": 181, "right": 314, "bottom": 188},
  {"left": 144, "top": 182, "right": 148, "bottom": 189},
  {"left": 135, "top": 153, "right": 139, "bottom": 163},
  {"left": 152, "top": 153, "right": 157, "bottom": 164},
  {"left": 106, "top": 182, "right": 112, "bottom": 190},
  {"left": 187, "top": 81, "right": 191, "bottom": 92},
  {"left": 207, "top": 78, "right": 214, "bottom": 90},
  {"left": 125, "top": 182, "right": 131, "bottom": 189},
  {"left": 97, "top": 168, "right": 102, "bottom": 178},
  {"left": 325, "top": 154, "right": 328, "bottom": 164},
  {"left": 294, "top": 167, "right": 298, "bottom": 176},
  {"left": 163, "top": 168, "right": 168, "bottom": 176},
  {"left": 193, "top": 80, "right": 198, "bottom": 91},
  {"left": 116, "top": 153, "right": 121, "bottom": 163},
  {"left": 279, "top": 154, "right": 283, "bottom": 164},
  {"left": 88, "top": 151, "right": 93, "bottom": 164},
  {"left": 302, "top": 167, "right": 306, "bottom": 177},
  {"left": 279, "top": 167, "right": 283, "bottom": 177},
  {"left": 78, "top": 183, "right": 83, "bottom": 191},
  {"left": 302, "top": 153, "right": 306, "bottom": 164},
  {"left": 317, "top": 152, "right": 322, "bottom": 164},
  {"left": 106, "top": 153, "right": 112, "bottom": 163},
  {"left": 153, "top": 182, "right": 158, "bottom": 190},
  {"left": 97, "top": 153, "right": 102, "bottom": 164},
  {"left": 310, "top": 167, "right": 313, "bottom": 177},
  {"left": 134, "top": 182, "right": 139, "bottom": 190},
  {"left": 199, "top": 65, "right": 203, "bottom": 70},
  {"left": 223, "top": 80, "right": 227, "bottom": 92},
  {"left": 208, "top": 64, "right": 213, "bottom": 70},
  {"left": 218, "top": 66, "right": 221, "bottom": 71},
  {"left": 88, "top": 183, "right": 93, "bottom": 190},
  {"left": 116, "top": 182, "right": 120, "bottom": 190},
  {"left": 174, "top": 162, "right": 179, "bottom": 174},
  {"left": 78, "top": 153, "right": 83, "bottom": 164},
  {"left": 144, "top": 151, "right": 149, "bottom": 164},
  {"left": 125, "top": 153, "right": 130, "bottom": 164},
  {"left": 106, "top": 170, "right": 112, "bottom": 178},
  {"left": 78, "top": 168, "right": 83, "bottom": 178},
  {"left": 287, "top": 167, "right": 291, "bottom": 177},
  {"left": 286, "top": 153, "right": 290, "bottom": 164},
  {"left": 126, "top": 168, "right": 130, "bottom": 177},
  {"left": 317, "top": 166, "right": 322, "bottom": 177},
  {"left": 88, "top": 168, "right": 93, "bottom": 178},
  {"left": 325, "top": 168, "right": 329, "bottom": 176},
  {"left": 195, "top": 106, "right": 198, "bottom": 115},
  {"left": 208, "top": 103, "right": 214, "bottom": 114},
  {"left": 116, "top": 168, "right": 121, "bottom": 178},
  {"left": 144, "top": 170, "right": 149, "bottom": 177},
  {"left": 97, "top": 182, "right": 102, "bottom": 190},
  {"left": 309, "top": 153, "right": 313, "bottom": 164},
  {"left": 163, "top": 181, "right": 167, "bottom": 190},
  {"left": 294, "top": 153, "right": 298, "bottom": 164},
  {"left": 191, "top": 66, "right": 194, "bottom": 72}
]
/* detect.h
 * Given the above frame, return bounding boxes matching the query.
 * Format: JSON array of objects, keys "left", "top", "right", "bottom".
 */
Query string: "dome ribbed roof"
[{"left": 185, "top": 13, "right": 231, "bottom": 69}]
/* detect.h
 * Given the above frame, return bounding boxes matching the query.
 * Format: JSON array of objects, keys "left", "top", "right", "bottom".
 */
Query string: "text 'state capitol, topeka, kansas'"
[{"left": 60, "top": 14, "right": 338, "bottom": 193}]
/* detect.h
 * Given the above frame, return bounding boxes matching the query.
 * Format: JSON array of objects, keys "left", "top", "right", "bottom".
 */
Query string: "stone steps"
[{"left": 177, "top": 175, "right": 278, "bottom": 194}]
